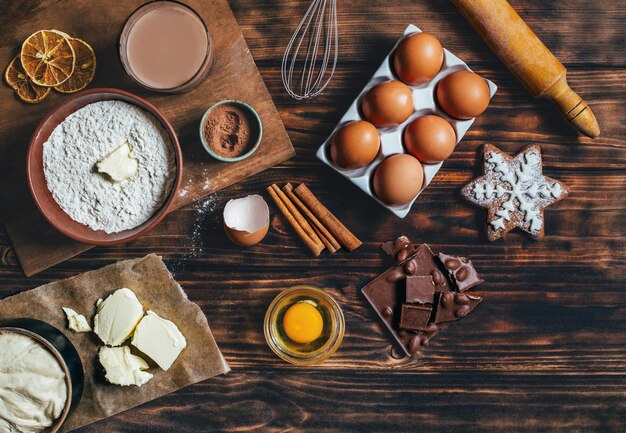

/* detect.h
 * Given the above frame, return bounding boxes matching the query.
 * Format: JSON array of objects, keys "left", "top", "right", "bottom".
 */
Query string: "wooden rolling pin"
[{"left": 450, "top": 0, "right": 600, "bottom": 138}]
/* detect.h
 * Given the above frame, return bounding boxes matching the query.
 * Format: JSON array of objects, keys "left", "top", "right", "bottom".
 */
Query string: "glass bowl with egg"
[
  {"left": 264, "top": 286, "right": 344, "bottom": 365},
  {"left": 0, "top": 319, "right": 83, "bottom": 433}
]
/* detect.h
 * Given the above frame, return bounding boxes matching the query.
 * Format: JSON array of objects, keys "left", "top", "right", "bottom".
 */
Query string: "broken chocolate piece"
[
  {"left": 434, "top": 291, "right": 482, "bottom": 323},
  {"left": 403, "top": 245, "right": 452, "bottom": 293},
  {"left": 407, "top": 324, "right": 439, "bottom": 353},
  {"left": 381, "top": 235, "right": 416, "bottom": 263},
  {"left": 381, "top": 240, "right": 395, "bottom": 256},
  {"left": 364, "top": 240, "right": 485, "bottom": 357},
  {"left": 399, "top": 304, "right": 432, "bottom": 331},
  {"left": 438, "top": 253, "right": 484, "bottom": 292},
  {"left": 431, "top": 269, "right": 445, "bottom": 286},
  {"left": 363, "top": 247, "right": 445, "bottom": 357},
  {"left": 362, "top": 264, "right": 412, "bottom": 356},
  {"left": 405, "top": 275, "right": 435, "bottom": 304}
]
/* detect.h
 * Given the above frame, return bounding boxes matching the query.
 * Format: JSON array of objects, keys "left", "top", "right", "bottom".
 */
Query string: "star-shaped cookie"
[{"left": 461, "top": 144, "right": 569, "bottom": 241}]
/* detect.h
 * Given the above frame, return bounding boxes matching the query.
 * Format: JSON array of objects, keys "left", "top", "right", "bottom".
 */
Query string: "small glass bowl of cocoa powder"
[{"left": 200, "top": 100, "right": 262, "bottom": 162}]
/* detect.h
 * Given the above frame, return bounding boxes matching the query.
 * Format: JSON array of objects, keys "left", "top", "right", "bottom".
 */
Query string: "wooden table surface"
[{"left": 1, "top": 0, "right": 625, "bottom": 432}]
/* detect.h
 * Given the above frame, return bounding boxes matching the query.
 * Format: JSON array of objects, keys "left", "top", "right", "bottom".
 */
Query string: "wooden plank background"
[{"left": 1, "top": 0, "right": 625, "bottom": 432}]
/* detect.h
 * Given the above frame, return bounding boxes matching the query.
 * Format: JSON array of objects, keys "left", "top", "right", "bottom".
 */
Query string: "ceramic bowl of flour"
[
  {"left": 27, "top": 88, "right": 183, "bottom": 245},
  {"left": 0, "top": 319, "right": 84, "bottom": 433}
]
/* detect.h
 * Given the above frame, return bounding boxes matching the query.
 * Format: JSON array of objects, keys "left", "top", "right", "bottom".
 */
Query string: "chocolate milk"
[{"left": 125, "top": 2, "right": 209, "bottom": 89}]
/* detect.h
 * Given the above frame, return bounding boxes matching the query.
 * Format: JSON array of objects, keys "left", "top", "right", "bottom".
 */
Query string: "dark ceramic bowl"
[
  {"left": 26, "top": 88, "right": 183, "bottom": 245},
  {"left": 0, "top": 318, "right": 84, "bottom": 433}
]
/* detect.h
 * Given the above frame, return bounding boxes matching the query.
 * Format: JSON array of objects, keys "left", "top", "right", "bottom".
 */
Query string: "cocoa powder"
[{"left": 203, "top": 103, "right": 258, "bottom": 158}]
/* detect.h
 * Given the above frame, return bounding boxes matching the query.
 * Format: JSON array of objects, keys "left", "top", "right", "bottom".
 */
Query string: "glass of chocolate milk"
[{"left": 119, "top": 1, "right": 215, "bottom": 93}]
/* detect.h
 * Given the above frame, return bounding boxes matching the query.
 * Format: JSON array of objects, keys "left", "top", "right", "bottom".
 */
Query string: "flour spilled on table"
[
  {"left": 190, "top": 196, "right": 219, "bottom": 254},
  {"left": 167, "top": 193, "right": 220, "bottom": 275},
  {"left": 168, "top": 166, "right": 221, "bottom": 274},
  {"left": 177, "top": 168, "right": 213, "bottom": 199}
]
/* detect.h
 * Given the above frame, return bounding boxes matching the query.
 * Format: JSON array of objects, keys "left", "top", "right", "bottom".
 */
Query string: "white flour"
[{"left": 43, "top": 100, "right": 176, "bottom": 234}]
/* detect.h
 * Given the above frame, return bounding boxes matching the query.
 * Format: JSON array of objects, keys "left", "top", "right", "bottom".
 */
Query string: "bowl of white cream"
[{"left": 0, "top": 319, "right": 83, "bottom": 433}]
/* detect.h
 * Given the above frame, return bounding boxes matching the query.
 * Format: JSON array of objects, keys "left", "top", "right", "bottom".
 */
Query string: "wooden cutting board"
[{"left": 0, "top": 0, "right": 295, "bottom": 276}]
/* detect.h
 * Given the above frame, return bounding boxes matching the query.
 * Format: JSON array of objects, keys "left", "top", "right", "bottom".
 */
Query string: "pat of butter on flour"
[
  {"left": 96, "top": 141, "right": 139, "bottom": 182},
  {"left": 131, "top": 310, "right": 186, "bottom": 371}
]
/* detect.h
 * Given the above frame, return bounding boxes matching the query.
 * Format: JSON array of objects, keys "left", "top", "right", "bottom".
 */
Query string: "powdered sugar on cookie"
[{"left": 461, "top": 144, "right": 569, "bottom": 241}]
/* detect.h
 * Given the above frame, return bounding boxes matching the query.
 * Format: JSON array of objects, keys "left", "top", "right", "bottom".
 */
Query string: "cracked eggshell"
[{"left": 223, "top": 194, "right": 270, "bottom": 246}]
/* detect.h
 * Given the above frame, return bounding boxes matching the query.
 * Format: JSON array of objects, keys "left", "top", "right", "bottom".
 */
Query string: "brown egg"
[
  {"left": 436, "top": 71, "right": 490, "bottom": 119},
  {"left": 372, "top": 154, "right": 424, "bottom": 206},
  {"left": 330, "top": 120, "right": 380, "bottom": 169},
  {"left": 393, "top": 33, "right": 444, "bottom": 86},
  {"left": 361, "top": 80, "right": 414, "bottom": 127},
  {"left": 404, "top": 115, "right": 456, "bottom": 164}
]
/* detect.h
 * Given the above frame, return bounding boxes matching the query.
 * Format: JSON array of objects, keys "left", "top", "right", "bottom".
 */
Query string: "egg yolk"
[{"left": 282, "top": 302, "right": 323, "bottom": 344}]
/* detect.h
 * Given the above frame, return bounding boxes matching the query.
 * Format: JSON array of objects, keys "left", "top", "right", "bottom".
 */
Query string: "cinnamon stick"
[
  {"left": 310, "top": 224, "right": 337, "bottom": 254},
  {"left": 284, "top": 183, "right": 340, "bottom": 254},
  {"left": 286, "top": 192, "right": 338, "bottom": 253},
  {"left": 270, "top": 184, "right": 324, "bottom": 251},
  {"left": 293, "top": 183, "right": 362, "bottom": 252},
  {"left": 266, "top": 184, "right": 324, "bottom": 257}
]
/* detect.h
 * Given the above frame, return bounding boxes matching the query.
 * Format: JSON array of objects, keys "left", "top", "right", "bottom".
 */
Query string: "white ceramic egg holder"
[{"left": 316, "top": 24, "right": 497, "bottom": 218}]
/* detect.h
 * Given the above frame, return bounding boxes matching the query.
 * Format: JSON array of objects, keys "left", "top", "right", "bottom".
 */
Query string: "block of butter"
[
  {"left": 132, "top": 310, "right": 186, "bottom": 371},
  {"left": 94, "top": 288, "right": 144, "bottom": 346},
  {"left": 96, "top": 141, "right": 139, "bottom": 182},
  {"left": 62, "top": 307, "right": 92, "bottom": 333},
  {"left": 98, "top": 346, "right": 153, "bottom": 387}
]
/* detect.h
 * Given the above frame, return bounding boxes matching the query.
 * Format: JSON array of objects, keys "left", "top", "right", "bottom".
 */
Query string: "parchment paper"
[{"left": 0, "top": 254, "right": 230, "bottom": 432}]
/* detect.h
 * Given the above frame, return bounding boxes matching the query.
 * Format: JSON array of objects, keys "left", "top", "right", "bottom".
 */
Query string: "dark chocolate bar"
[
  {"left": 362, "top": 237, "right": 485, "bottom": 357},
  {"left": 434, "top": 291, "right": 482, "bottom": 323},
  {"left": 381, "top": 235, "right": 416, "bottom": 263},
  {"left": 399, "top": 304, "right": 432, "bottom": 331},
  {"left": 361, "top": 256, "right": 439, "bottom": 356},
  {"left": 405, "top": 244, "right": 452, "bottom": 293},
  {"left": 405, "top": 275, "right": 435, "bottom": 304},
  {"left": 402, "top": 324, "right": 439, "bottom": 353},
  {"left": 438, "top": 253, "right": 484, "bottom": 292}
]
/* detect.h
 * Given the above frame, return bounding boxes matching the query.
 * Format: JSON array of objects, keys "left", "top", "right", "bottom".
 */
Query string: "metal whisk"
[{"left": 281, "top": 0, "right": 338, "bottom": 100}]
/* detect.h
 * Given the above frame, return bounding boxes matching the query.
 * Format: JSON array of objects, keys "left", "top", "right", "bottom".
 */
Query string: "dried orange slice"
[
  {"left": 55, "top": 38, "right": 96, "bottom": 93},
  {"left": 49, "top": 29, "right": 72, "bottom": 39},
  {"left": 20, "top": 30, "right": 75, "bottom": 87},
  {"left": 4, "top": 56, "right": 51, "bottom": 103}
]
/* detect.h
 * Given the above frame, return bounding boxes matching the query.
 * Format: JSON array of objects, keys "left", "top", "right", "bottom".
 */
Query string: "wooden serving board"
[{"left": 0, "top": 0, "right": 295, "bottom": 276}]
